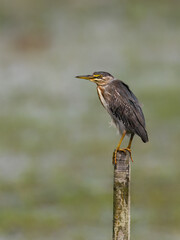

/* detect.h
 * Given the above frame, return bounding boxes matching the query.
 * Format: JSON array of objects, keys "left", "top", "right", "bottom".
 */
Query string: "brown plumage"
[
  {"left": 98, "top": 80, "right": 148, "bottom": 142},
  {"left": 76, "top": 71, "right": 148, "bottom": 163}
]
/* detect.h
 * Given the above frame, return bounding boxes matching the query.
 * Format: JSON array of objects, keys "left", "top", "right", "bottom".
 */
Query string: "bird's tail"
[{"left": 140, "top": 128, "right": 149, "bottom": 143}]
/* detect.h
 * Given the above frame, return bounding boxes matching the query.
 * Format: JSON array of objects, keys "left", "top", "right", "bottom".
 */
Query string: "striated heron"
[{"left": 76, "top": 71, "right": 148, "bottom": 164}]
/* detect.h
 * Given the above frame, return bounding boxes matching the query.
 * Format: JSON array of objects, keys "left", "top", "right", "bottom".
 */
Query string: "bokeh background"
[{"left": 0, "top": 0, "right": 180, "bottom": 239}]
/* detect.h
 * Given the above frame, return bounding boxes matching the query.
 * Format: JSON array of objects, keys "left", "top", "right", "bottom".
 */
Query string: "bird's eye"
[{"left": 97, "top": 75, "right": 102, "bottom": 79}]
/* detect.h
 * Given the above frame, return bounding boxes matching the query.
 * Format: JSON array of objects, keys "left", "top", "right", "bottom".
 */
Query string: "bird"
[{"left": 76, "top": 71, "right": 148, "bottom": 164}]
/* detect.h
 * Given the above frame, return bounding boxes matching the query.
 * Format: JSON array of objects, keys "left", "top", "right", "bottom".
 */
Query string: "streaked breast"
[{"left": 97, "top": 87, "right": 109, "bottom": 110}]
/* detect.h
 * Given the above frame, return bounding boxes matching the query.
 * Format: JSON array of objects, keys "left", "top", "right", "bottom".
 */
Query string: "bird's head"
[{"left": 76, "top": 71, "right": 114, "bottom": 86}]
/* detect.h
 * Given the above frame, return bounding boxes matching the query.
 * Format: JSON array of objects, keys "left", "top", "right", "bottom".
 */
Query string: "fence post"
[{"left": 113, "top": 151, "right": 130, "bottom": 240}]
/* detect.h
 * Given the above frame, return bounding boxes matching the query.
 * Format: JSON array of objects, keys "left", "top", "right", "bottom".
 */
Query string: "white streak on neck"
[{"left": 97, "top": 87, "right": 108, "bottom": 110}]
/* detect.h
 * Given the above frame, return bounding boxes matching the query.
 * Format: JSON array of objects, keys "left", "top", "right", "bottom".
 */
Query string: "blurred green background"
[{"left": 0, "top": 0, "right": 180, "bottom": 239}]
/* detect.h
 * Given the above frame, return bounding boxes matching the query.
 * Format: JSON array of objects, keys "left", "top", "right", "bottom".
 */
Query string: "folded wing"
[{"left": 107, "top": 80, "right": 148, "bottom": 142}]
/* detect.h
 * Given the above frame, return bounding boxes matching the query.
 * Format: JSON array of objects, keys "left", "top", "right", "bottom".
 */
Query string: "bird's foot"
[
  {"left": 112, "top": 148, "right": 128, "bottom": 165},
  {"left": 123, "top": 148, "right": 133, "bottom": 162},
  {"left": 112, "top": 148, "right": 133, "bottom": 165}
]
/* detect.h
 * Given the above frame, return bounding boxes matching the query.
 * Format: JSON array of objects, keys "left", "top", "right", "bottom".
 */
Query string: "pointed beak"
[{"left": 75, "top": 74, "right": 95, "bottom": 81}]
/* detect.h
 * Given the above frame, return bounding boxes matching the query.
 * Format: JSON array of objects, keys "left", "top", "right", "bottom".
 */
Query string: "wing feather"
[{"left": 106, "top": 80, "right": 148, "bottom": 142}]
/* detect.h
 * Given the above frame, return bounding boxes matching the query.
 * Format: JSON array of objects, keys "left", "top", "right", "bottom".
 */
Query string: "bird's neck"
[{"left": 97, "top": 86, "right": 108, "bottom": 110}]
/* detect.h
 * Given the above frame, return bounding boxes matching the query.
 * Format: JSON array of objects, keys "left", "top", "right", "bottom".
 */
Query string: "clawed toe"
[
  {"left": 112, "top": 150, "right": 117, "bottom": 165},
  {"left": 112, "top": 148, "right": 133, "bottom": 165},
  {"left": 123, "top": 148, "right": 133, "bottom": 162}
]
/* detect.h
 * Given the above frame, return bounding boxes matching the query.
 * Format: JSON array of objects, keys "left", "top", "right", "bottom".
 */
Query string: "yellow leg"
[
  {"left": 113, "top": 133, "right": 135, "bottom": 165},
  {"left": 124, "top": 134, "right": 134, "bottom": 162},
  {"left": 113, "top": 130, "right": 126, "bottom": 165}
]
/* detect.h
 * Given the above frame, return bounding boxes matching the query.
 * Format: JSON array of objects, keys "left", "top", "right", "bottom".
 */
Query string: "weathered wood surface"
[{"left": 113, "top": 151, "right": 130, "bottom": 240}]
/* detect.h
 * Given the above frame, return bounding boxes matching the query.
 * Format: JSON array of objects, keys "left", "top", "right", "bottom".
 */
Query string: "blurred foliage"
[{"left": 0, "top": 0, "right": 180, "bottom": 240}]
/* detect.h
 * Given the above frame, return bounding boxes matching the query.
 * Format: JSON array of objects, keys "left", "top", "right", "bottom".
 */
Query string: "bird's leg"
[
  {"left": 124, "top": 133, "right": 134, "bottom": 162},
  {"left": 113, "top": 130, "right": 126, "bottom": 165}
]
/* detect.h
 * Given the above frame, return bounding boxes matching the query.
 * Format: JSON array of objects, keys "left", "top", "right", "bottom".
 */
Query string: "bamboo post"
[{"left": 113, "top": 150, "right": 131, "bottom": 240}]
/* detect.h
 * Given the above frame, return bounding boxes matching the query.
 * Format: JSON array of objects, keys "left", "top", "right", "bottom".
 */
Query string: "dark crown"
[{"left": 93, "top": 71, "right": 114, "bottom": 78}]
